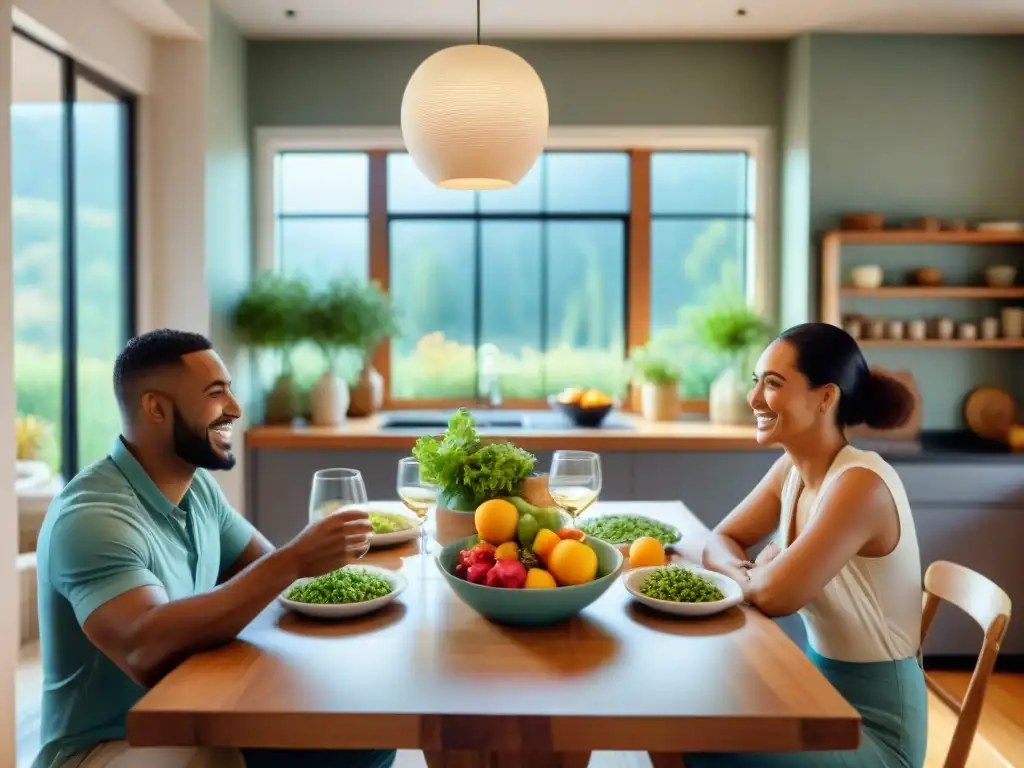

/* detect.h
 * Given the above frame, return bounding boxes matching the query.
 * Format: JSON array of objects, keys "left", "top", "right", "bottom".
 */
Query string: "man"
[{"left": 35, "top": 329, "right": 395, "bottom": 768}]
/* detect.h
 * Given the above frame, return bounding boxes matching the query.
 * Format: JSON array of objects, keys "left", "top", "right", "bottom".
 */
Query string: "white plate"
[
  {"left": 278, "top": 565, "right": 408, "bottom": 619},
  {"left": 623, "top": 565, "right": 744, "bottom": 617},
  {"left": 369, "top": 511, "right": 424, "bottom": 548}
]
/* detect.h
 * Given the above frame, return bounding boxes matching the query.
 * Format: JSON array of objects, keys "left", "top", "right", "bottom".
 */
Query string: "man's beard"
[{"left": 172, "top": 408, "right": 236, "bottom": 471}]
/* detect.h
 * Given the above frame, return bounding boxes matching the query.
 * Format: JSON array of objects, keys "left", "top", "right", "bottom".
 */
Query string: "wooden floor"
[{"left": 14, "top": 643, "right": 1022, "bottom": 767}]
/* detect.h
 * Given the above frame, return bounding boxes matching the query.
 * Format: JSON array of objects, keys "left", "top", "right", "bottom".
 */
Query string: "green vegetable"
[
  {"left": 286, "top": 567, "right": 394, "bottom": 604},
  {"left": 517, "top": 512, "right": 539, "bottom": 548},
  {"left": 640, "top": 565, "right": 724, "bottom": 603},
  {"left": 413, "top": 409, "right": 536, "bottom": 508},
  {"left": 578, "top": 515, "right": 681, "bottom": 545},
  {"left": 369, "top": 511, "right": 413, "bottom": 534}
]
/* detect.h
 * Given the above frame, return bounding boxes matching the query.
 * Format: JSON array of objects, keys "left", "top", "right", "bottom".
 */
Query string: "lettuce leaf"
[{"left": 412, "top": 409, "right": 536, "bottom": 507}]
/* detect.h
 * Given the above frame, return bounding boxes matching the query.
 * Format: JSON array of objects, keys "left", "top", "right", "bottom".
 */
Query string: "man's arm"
[{"left": 53, "top": 506, "right": 371, "bottom": 689}]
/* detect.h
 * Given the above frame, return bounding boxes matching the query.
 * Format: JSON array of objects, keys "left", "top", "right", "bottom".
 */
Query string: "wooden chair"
[{"left": 920, "top": 560, "right": 1012, "bottom": 768}]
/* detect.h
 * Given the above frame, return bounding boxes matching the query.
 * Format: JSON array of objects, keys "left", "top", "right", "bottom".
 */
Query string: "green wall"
[
  {"left": 245, "top": 34, "right": 1024, "bottom": 430},
  {"left": 802, "top": 35, "right": 1024, "bottom": 427},
  {"left": 248, "top": 40, "right": 786, "bottom": 128}
]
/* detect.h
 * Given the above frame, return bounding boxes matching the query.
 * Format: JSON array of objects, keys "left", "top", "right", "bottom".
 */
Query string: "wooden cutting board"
[
  {"left": 848, "top": 368, "right": 922, "bottom": 440},
  {"left": 963, "top": 387, "right": 1019, "bottom": 443}
]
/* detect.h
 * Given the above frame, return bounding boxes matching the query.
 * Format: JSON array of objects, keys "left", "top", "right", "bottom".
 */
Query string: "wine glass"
[
  {"left": 547, "top": 450, "right": 602, "bottom": 528},
  {"left": 309, "top": 468, "right": 368, "bottom": 526},
  {"left": 396, "top": 457, "right": 438, "bottom": 523}
]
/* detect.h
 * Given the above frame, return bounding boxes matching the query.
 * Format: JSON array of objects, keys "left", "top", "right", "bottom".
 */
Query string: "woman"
[{"left": 690, "top": 322, "right": 927, "bottom": 768}]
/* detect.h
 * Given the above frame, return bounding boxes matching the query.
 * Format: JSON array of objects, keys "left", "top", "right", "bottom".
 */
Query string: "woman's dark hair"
[{"left": 777, "top": 322, "right": 913, "bottom": 430}]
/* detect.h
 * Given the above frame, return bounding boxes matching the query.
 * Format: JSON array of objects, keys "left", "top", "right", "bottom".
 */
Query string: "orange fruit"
[
  {"left": 557, "top": 387, "right": 585, "bottom": 405},
  {"left": 531, "top": 528, "right": 561, "bottom": 564},
  {"left": 494, "top": 541, "right": 519, "bottom": 561},
  {"left": 525, "top": 568, "right": 557, "bottom": 589},
  {"left": 547, "top": 540, "right": 599, "bottom": 586},
  {"left": 580, "top": 389, "right": 612, "bottom": 408},
  {"left": 629, "top": 536, "right": 667, "bottom": 568},
  {"left": 557, "top": 528, "right": 586, "bottom": 542},
  {"left": 474, "top": 499, "right": 519, "bottom": 545}
]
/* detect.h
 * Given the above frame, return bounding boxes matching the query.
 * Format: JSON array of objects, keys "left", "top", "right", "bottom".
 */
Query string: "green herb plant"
[
  {"left": 693, "top": 302, "right": 772, "bottom": 358},
  {"left": 412, "top": 409, "right": 536, "bottom": 511},
  {"left": 640, "top": 565, "right": 725, "bottom": 603},
  {"left": 578, "top": 515, "right": 681, "bottom": 545},
  {"left": 304, "top": 279, "right": 399, "bottom": 374},
  {"left": 627, "top": 345, "right": 682, "bottom": 386},
  {"left": 232, "top": 271, "right": 311, "bottom": 374},
  {"left": 286, "top": 567, "right": 393, "bottom": 605}
]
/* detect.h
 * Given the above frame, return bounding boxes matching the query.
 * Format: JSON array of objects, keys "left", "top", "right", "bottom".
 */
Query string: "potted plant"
[
  {"left": 694, "top": 302, "right": 772, "bottom": 425},
  {"left": 343, "top": 280, "right": 399, "bottom": 417},
  {"left": 232, "top": 272, "right": 311, "bottom": 424},
  {"left": 628, "top": 346, "right": 683, "bottom": 422}
]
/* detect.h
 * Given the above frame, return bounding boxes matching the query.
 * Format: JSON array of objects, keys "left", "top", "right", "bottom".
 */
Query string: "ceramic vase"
[
  {"left": 709, "top": 356, "right": 754, "bottom": 426},
  {"left": 348, "top": 364, "right": 384, "bottom": 417},
  {"left": 640, "top": 382, "right": 681, "bottom": 422},
  {"left": 264, "top": 373, "right": 297, "bottom": 424},
  {"left": 309, "top": 370, "right": 350, "bottom": 427}
]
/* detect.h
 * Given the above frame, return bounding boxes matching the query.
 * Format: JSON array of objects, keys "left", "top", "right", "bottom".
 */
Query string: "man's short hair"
[{"left": 113, "top": 329, "right": 213, "bottom": 413}]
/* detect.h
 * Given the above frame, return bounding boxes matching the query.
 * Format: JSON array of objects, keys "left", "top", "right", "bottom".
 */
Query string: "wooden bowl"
[
  {"left": 909, "top": 267, "right": 943, "bottom": 287},
  {"left": 840, "top": 212, "right": 886, "bottom": 231}
]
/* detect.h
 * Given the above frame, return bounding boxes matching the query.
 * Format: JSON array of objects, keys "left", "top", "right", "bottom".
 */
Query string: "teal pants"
[{"left": 685, "top": 649, "right": 928, "bottom": 768}]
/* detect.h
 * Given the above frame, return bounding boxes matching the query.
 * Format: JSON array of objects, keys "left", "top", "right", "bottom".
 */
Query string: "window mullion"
[{"left": 61, "top": 53, "right": 79, "bottom": 480}]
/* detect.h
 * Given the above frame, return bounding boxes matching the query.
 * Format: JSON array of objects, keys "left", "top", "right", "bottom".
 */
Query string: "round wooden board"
[{"left": 964, "top": 387, "right": 1019, "bottom": 442}]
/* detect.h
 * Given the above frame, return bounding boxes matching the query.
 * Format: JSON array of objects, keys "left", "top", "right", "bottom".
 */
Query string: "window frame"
[
  {"left": 12, "top": 27, "right": 138, "bottom": 478},
  {"left": 255, "top": 126, "right": 775, "bottom": 411}
]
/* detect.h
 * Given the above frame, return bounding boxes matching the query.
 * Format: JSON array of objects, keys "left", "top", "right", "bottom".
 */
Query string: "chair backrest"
[{"left": 920, "top": 560, "right": 1012, "bottom": 768}]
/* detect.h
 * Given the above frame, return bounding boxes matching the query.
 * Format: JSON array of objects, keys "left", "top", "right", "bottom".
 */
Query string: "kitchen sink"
[{"left": 378, "top": 409, "right": 633, "bottom": 431}]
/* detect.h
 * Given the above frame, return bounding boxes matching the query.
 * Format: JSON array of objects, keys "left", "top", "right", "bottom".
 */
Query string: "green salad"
[
  {"left": 286, "top": 568, "right": 394, "bottom": 605},
  {"left": 640, "top": 565, "right": 724, "bottom": 603},
  {"left": 578, "top": 515, "right": 681, "bottom": 545},
  {"left": 369, "top": 510, "right": 415, "bottom": 534}
]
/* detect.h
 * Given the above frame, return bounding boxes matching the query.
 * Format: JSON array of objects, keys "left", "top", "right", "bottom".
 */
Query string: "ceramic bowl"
[
  {"left": 623, "top": 565, "right": 744, "bottom": 617},
  {"left": 436, "top": 535, "right": 624, "bottom": 626},
  {"left": 849, "top": 265, "right": 883, "bottom": 289},
  {"left": 985, "top": 265, "right": 1018, "bottom": 288},
  {"left": 278, "top": 565, "right": 408, "bottom": 619}
]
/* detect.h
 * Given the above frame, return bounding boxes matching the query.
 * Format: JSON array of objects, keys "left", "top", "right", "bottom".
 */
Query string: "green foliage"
[
  {"left": 413, "top": 409, "right": 536, "bottom": 508},
  {"left": 693, "top": 302, "right": 772, "bottom": 356},
  {"left": 232, "top": 271, "right": 311, "bottom": 352},
  {"left": 304, "top": 279, "right": 398, "bottom": 365},
  {"left": 627, "top": 345, "right": 682, "bottom": 386}
]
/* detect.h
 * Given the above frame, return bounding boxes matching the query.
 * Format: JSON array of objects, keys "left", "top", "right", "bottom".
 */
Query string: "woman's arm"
[
  {"left": 700, "top": 454, "right": 790, "bottom": 584},
  {"left": 742, "top": 467, "right": 896, "bottom": 617}
]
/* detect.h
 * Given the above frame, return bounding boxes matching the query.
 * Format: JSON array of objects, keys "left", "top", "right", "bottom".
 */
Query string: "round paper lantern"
[{"left": 400, "top": 44, "right": 549, "bottom": 190}]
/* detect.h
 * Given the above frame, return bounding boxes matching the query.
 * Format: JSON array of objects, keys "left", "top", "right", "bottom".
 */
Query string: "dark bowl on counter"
[{"left": 549, "top": 397, "right": 615, "bottom": 428}]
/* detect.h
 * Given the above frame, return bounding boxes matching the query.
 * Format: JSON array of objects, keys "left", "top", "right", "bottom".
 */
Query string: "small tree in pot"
[
  {"left": 304, "top": 279, "right": 399, "bottom": 423},
  {"left": 694, "top": 302, "right": 772, "bottom": 425},
  {"left": 233, "top": 272, "right": 310, "bottom": 424},
  {"left": 627, "top": 346, "right": 683, "bottom": 422}
]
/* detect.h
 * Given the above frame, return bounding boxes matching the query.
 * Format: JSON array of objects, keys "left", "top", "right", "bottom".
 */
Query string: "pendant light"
[{"left": 400, "top": 0, "right": 549, "bottom": 190}]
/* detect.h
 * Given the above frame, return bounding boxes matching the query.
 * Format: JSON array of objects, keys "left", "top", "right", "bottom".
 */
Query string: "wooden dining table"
[{"left": 127, "top": 501, "right": 861, "bottom": 767}]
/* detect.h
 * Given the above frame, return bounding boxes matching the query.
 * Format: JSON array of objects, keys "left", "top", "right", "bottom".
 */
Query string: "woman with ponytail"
[{"left": 692, "top": 322, "right": 926, "bottom": 768}]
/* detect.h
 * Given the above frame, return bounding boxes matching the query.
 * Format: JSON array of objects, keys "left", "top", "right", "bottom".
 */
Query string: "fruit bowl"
[
  {"left": 435, "top": 535, "right": 624, "bottom": 626},
  {"left": 548, "top": 392, "right": 616, "bottom": 428}
]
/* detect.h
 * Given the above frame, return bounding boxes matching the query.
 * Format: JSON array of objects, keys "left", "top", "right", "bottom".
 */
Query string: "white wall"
[{"left": 1, "top": 1, "right": 19, "bottom": 761}]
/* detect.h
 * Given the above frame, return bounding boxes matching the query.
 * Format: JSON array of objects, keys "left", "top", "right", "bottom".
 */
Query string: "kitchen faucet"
[{"left": 477, "top": 343, "right": 503, "bottom": 408}]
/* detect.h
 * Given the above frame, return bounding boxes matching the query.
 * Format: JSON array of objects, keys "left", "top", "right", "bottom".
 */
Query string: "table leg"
[
  {"left": 423, "top": 751, "right": 591, "bottom": 768},
  {"left": 648, "top": 754, "right": 686, "bottom": 768}
]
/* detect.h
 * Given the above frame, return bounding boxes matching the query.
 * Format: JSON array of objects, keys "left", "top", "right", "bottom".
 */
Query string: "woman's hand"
[{"left": 754, "top": 540, "right": 781, "bottom": 568}]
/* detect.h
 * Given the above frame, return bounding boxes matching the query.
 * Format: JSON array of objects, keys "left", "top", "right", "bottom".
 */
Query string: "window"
[
  {"left": 648, "top": 151, "right": 755, "bottom": 397},
  {"left": 12, "top": 30, "right": 136, "bottom": 477},
  {"left": 387, "top": 151, "right": 629, "bottom": 400},
  {"left": 261, "top": 129, "right": 769, "bottom": 409}
]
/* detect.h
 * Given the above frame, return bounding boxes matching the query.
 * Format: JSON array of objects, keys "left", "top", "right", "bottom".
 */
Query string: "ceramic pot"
[
  {"left": 308, "top": 370, "right": 350, "bottom": 427},
  {"left": 709, "top": 362, "right": 753, "bottom": 426},
  {"left": 640, "top": 382, "right": 680, "bottom": 422},
  {"left": 264, "top": 373, "right": 297, "bottom": 424},
  {"left": 348, "top": 364, "right": 385, "bottom": 417}
]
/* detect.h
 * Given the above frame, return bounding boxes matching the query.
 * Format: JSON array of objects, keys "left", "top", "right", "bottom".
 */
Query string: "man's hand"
[{"left": 279, "top": 509, "right": 374, "bottom": 579}]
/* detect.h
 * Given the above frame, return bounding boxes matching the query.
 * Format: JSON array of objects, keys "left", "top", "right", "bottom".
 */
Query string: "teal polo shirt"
[{"left": 34, "top": 437, "right": 256, "bottom": 768}]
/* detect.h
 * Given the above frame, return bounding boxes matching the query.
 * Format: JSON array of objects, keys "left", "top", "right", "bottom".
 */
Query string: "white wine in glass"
[
  {"left": 396, "top": 457, "right": 438, "bottom": 520},
  {"left": 548, "top": 450, "right": 602, "bottom": 528},
  {"left": 309, "top": 468, "right": 369, "bottom": 525}
]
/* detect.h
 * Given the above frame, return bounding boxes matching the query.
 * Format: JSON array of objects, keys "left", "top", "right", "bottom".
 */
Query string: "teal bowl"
[{"left": 435, "top": 535, "right": 625, "bottom": 626}]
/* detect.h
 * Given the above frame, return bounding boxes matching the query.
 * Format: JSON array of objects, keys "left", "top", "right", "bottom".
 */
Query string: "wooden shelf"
[
  {"left": 841, "top": 287, "right": 1024, "bottom": 299},
  {"left": 825, "top": 229, "right": 1024, "bottom": 246},
  {"left": 859, "top": 339, "right": 1024, "bottom": 349}
]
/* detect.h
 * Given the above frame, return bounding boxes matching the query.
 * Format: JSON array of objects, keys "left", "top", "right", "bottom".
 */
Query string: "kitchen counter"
[{"left": 245, "top": 412, "right": 767, "bottom": 451}]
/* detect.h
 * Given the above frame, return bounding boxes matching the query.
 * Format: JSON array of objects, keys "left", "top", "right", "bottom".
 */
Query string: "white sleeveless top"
[{"left": 779, "top": 445, "right": 923, "bottom": 663}]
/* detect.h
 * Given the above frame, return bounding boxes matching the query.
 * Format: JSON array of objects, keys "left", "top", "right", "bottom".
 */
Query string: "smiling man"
[{"left": 35, "top": 330, "right": 391, "bottom": 768}]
